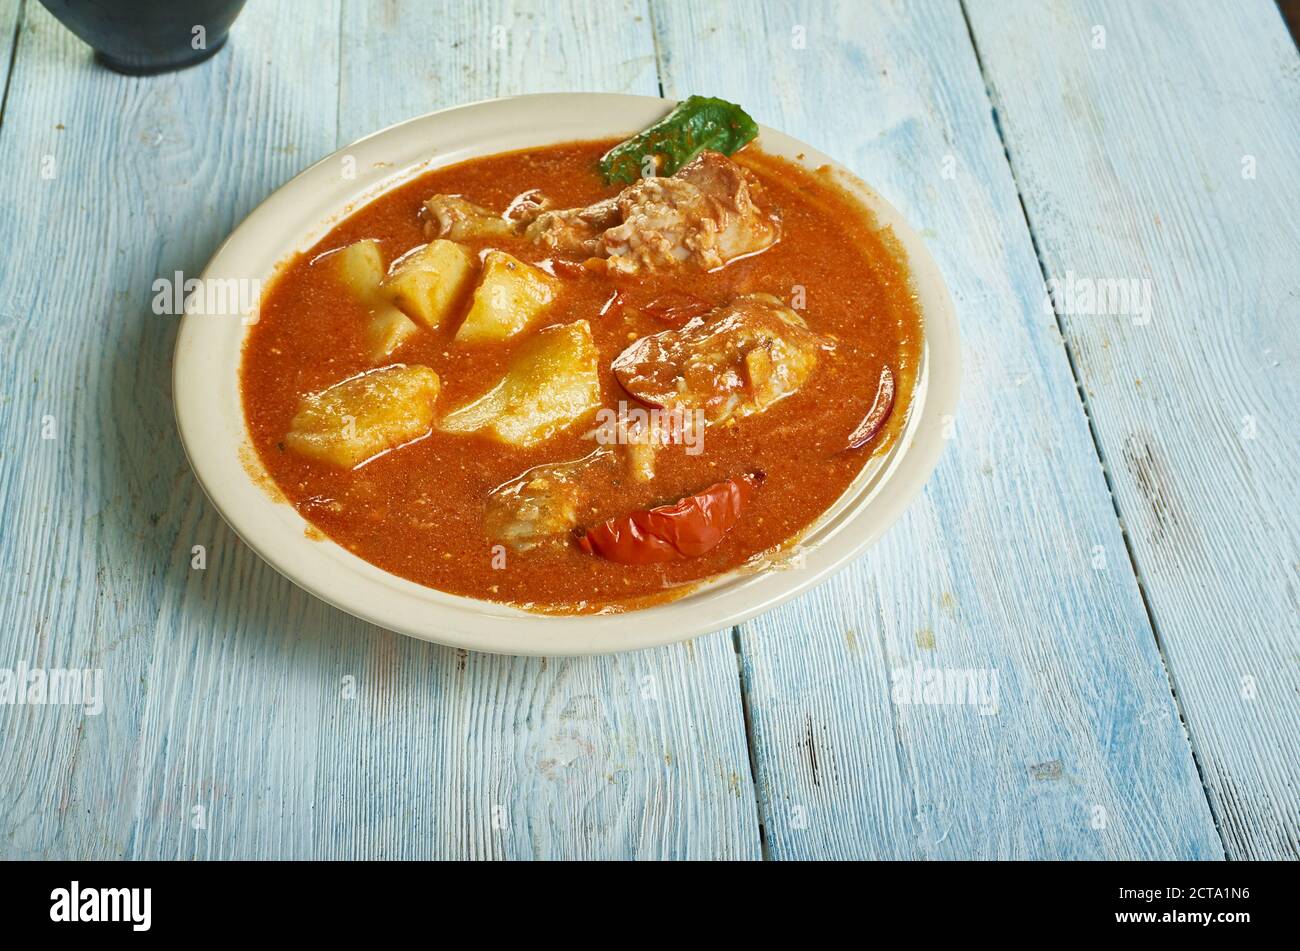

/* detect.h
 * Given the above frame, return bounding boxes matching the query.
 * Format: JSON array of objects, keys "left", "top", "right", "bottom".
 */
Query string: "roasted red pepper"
[
  {"left": 577, "top": 472, "right": 764, "bottom": 564},
  {"left": 844, "top": 366, "right": 895, "bottom": 450}
]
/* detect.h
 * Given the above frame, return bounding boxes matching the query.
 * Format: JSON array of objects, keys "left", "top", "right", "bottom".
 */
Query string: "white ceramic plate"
[{"left": 173, "top": 93, "right": 960, "bottom": 656}]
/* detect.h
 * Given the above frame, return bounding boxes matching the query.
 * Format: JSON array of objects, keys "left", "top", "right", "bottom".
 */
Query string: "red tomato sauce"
[{"left": 240, "top": 139, "right": 923, "bottom": 612}]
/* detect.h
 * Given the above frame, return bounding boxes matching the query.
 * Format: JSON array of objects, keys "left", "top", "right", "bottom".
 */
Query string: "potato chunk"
[
  {"left": 381, "top": 239, "right": 476, "bottom": 330},
  {"left": 440, "top": 321, "right": 600, "bottom": 447},
  {"left": 329, "top": 239, "right": 424, "bottom": 360},
  {"left": 331, "top": 239, "right": 386, "bottom": 297},
  {"left": 285, "top": 365, "right": 440, "bottom": 468},
  {"left": 455, "top": 250, "right": 559, "bottom": 344},
  {"left": 365, "top": 307, "right": 419, "bottom": 360}
]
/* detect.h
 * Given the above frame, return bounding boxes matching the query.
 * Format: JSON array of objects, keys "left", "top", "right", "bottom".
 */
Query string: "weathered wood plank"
[
  {"left": 0, "top": 0, "right": 344, "bottom": 860},
  {"left": 651, "top": 0, "right": 1223, "bottom": 858},
  {"left": 0, "top": 0, "right": 760, "bottom": 859},
  {"left": 963, "top": 0, "right": 1300, "bottom": 859}
]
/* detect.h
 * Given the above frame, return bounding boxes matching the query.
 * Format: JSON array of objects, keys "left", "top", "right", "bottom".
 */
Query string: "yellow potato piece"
[
  {"left": 329, "top": 239, "right": 424, "bottom": 360},
  {"left": 331, "top": 239, "right": 386, "bottom": 298},
  {"left": 381, "top": 239, "right": 477, "bottom": 330},
  {"left": 440, "top": 321, "right": 600, "bottom": 447},
  {"left": 285, "top": 365, "right": 440, "bottom": 469},
  {"left": 455, "top": 250, "right": 559, "bottom": 343},
  {"left": 365, "top": 303, "right": 420, "bottom": 360}
]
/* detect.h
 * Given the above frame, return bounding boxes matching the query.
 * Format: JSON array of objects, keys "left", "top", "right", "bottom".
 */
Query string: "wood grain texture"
[
  {"left": 650, "top": 0, "right": 1223, "bottom": 858},
  {"left": 0, "top": 0, "right": 21, "bottom": 120},
  {"left": 963, "top": 0, "right": 1300, "bottom": 859},
  {"left": 0, "top": 0, "right": 760, "bottom": 859},
  {"left": 0, "top": 0, "right": 343, "bottom": 860}
]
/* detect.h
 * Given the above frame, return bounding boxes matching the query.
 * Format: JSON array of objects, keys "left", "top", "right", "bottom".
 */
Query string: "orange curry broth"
[{"left": 240, "top": 139, "right": 922, "bottom": 612}]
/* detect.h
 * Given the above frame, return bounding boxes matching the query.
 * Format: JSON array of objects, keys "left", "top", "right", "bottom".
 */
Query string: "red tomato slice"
[
  {"left": 576, "top": 472, "right": 764, "bottom": 564},
  {"left": 845, "top": 365, "right": 895, "bottom": 450}
]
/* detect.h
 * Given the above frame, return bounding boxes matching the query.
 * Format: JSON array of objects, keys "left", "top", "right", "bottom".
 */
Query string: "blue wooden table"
[{"left": 0, "top": 0, "right": 1296, "bottom": 861}]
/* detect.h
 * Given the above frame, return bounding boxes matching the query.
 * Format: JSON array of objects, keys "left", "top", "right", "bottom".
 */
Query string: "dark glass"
[{"left": 39, "top": 0, "right": 249, "bottom": 75}]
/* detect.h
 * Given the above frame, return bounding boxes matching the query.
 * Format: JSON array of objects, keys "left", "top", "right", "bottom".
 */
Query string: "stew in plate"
[{"left": 240, "top": 99, "right": 922, "bottom": 613}]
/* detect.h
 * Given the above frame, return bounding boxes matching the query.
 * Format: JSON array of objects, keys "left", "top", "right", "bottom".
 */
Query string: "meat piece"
[
  {"left": 486, "top": 418, "right": 678, "bottom": 549},
  {"left": 423, "top": 152, "right": 776, "bottom": 273},
  {"left": 601, "top": 151, "right": 779, "bottom": 274},
  {"left": 421, "top": 150, "right": 774, "bottom": 272},
  {"left": 519, "top": 151, "right": 778, "bottom": 273},
  {"left": 523, "top": 198, "right": 621, "bottom": 256},
  {"left": 421, "top": 195, "right": 515, "bottom": 240},
  {"left": 599, "top": 176, "right": 709, "bottom": 272},
  {"left": 503, "top": 188, "right": 553, "bottom": 226},
  {"left": 675, "top": 150, "right": 780, "bottom": 264},
  {"left": 484, "top": 448, "right": 618, "bottom": 551},
  {"left": 623, "top": 433, "right": 658, "bottom": 483},
  {"left": 612, "top": 293, "right": 829, "bottom": 424}
]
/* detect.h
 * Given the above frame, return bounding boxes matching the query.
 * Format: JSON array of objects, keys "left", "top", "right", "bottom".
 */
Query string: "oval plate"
[{"left": 173, "top": 93, "right": 960, "bottom": 656}]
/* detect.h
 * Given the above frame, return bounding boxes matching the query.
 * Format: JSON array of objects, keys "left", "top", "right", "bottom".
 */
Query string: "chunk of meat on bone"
[
  {"left": 485, "top": 448, "right": 619, "bottom": 551},
  {"left": 600, "top": 151, "right": 780, "bottom": 274},
  {"left": 485, "top": 433, "right": 664, "bottom": 550},
  {"left": 612, "top": 293, "right": 829, "bottom": 424},
  {"left": 424, "top": 152, "right": 779, "bottom": 273},
  {"left": 523, "top": 198, "right": 621, "bottom": 256},
  {"left": 503, "top": 188, "right": 554, "bottom": 227},
  {"left": 421, "top": 195, "right": 515, "bottom": 240}
]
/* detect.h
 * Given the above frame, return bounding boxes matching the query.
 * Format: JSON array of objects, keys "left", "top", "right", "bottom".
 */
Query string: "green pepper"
[{"left": 598, "top": 96, "right": 760, "bottom": 185}]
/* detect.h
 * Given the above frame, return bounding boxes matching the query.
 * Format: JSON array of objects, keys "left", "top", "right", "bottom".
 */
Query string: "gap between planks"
[
  {"left": 730, "top": 625, "right": 771, "bottom": 860},
  {"left": 954, "top": 0, "right": 1228, "bottom": 856},
  {"left": 0, "top": 0, "right": 26, "bottom": 132}
]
